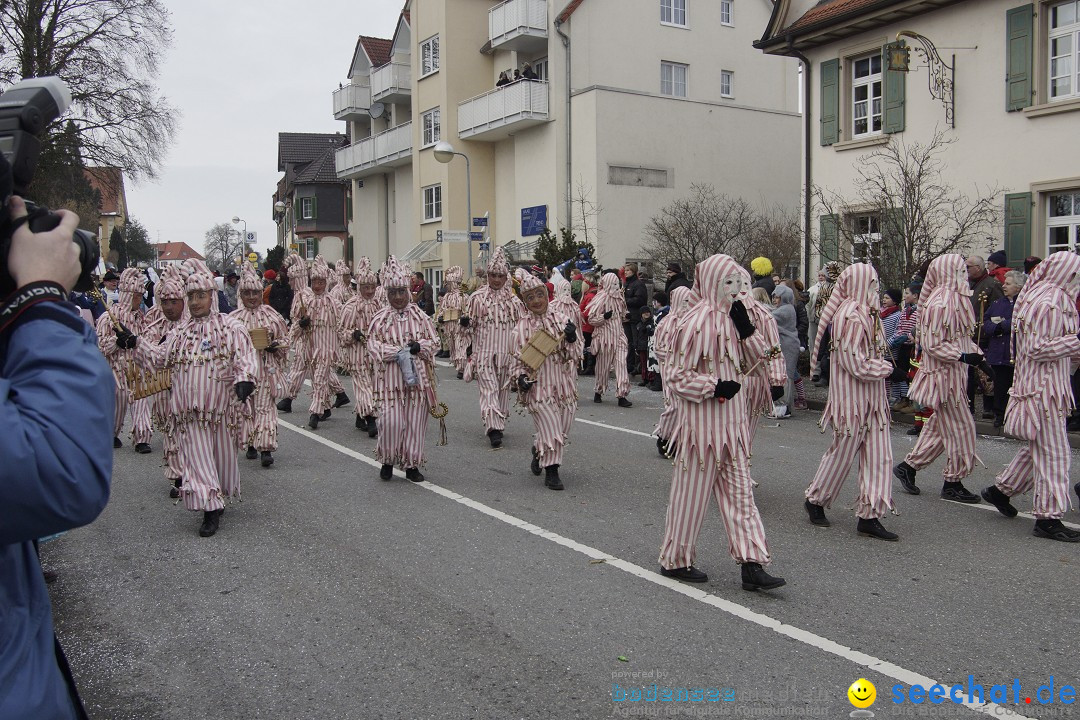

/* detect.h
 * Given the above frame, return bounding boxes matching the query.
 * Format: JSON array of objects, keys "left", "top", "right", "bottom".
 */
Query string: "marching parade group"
[{"left": 93, "top": 243, "right": 1080, "bottom": 590}]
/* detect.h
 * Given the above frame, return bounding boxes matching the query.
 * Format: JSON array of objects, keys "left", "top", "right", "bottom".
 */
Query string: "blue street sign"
[
  {"left": 473, "top": 217, "right": 488, "bottom": 227},
  {"left": 469, "top": 231, "right": 484, "bottom": 241},
  {"left": 479, "top": 242, "right": 490, "bottom": 251},
  {"left": 520, "top": 205, "right": 547, "bottom": 237}
]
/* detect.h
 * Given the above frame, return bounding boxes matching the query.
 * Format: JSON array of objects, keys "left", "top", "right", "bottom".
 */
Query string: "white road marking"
[
  {"left": 574, "top": 417, "right": 655, "bottom": 438},
  {"left": 945, "top": 498, "right": 1080, "bottom": 530}
]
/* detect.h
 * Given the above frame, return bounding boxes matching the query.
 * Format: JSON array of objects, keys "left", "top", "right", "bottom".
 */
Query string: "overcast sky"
[{"left": 126, "top": 0, "right": 404, "bottom": 256}]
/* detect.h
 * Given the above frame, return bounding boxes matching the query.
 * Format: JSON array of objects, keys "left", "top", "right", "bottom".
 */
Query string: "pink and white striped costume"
[
  {"left": 658, "top": 254, "right": 775, "bottom": 570},
  {"left": 141, "top": 266, "right": 188, "bottom": 485},
  {"left": 135, "top": 260, "right": 259, "bottom": 512},
  {"left": 338, "top": 257, "right": 384, "bottom": 421},
  {"left": 463, "top": 247, "right": 525, "bottom": 432},
  {"left": 230, "top": 264, "right": 290, "bottom": 452},
  {"left": 550, "top": 270, "right": 584, "bottom": 332},
  {"left": 509, "top": 271, "right": 584, "bottom": 470},
  {"left": 280, "top": 253, "right": 344, "bottom": 398},
  {"left": 653, "top": 286, "right": 699, "bottom": 446},
  {"left": 368, "top": 256, "right": 440, "bottom": 470},
  {"left": 903, "top": 255, "right": 980, "bottom": 481},
  {"left": 994, "top": 251, "right": 1080, "bottom": 518},
  {"left": 805, "top": 264, "right": 894, "bottom": 519},
  {"left": 585, "top": 272, "right": 630, "bottom": 399},
  {"left": 283, "top": 256, "right": 343, "bottom": 415},
  {"left": 742, "top": 279, "right": 787, "bottom": 437},
  {"left": 96, "top": 268, "right": 152, "bottom": 444},
  {"left": 436, "top": 265, "right": 468, "bottom": 372},
  {"left": 329, "top": 259, "right": 355, "bottom": 306}
]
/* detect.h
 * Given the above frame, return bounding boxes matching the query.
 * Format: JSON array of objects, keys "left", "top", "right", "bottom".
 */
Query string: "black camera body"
[{"left": 0, "top": 77, "right": 99, "bottom": 297}]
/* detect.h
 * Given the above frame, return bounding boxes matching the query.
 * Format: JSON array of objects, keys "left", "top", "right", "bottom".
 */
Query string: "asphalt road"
[{"left": 44, "top": 364, "right": 1080, "bottom": 720}]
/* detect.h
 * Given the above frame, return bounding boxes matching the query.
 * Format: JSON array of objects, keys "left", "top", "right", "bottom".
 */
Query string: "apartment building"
[
  {"left": 334, "top": 0, "right": 801, "bottom": 284},
  {"left": 757, "top": 0, "right": 1080, "bottom": 273}
]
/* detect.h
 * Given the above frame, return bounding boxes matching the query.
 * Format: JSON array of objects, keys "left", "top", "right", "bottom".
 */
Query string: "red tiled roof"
[
  {"left": 781, "top": 0, "right": 901, "bottom": 36},
  {"left": 359, "top": 36, "right": 392, "bottom": 67},
  {"left": 556, "top": 0, "right": 586, "bottom": 24},
  {"left": 153, "top": 242, "right": 204, "bottom": 262}
]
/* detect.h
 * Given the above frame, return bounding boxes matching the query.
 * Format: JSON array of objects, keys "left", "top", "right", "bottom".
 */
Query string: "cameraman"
[{"left": 0, "top": 196, "right": 113, "bottom": 719}]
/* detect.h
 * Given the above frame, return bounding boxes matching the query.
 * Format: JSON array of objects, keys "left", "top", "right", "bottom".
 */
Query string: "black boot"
[
  {"left": 405, "top": 467, "right": 425, "bottom": 483},
  {"left": 379, "top": 464, "right": 393, "bottom": 481},
  {"left": 487, "top": 428, "right": 503, "bottom": 448},
  {"left": 659, "top": 565, "right": 708, "bottom": 583},
  {"left": 333, "top": 391, "right": 350, "bottom": 408},
  {"left": 656, "top": 437, "right": 668, "bottom": 457},
  {"left": 260, "top": 451, "right": 274, "bottom": 468},
  {"left": 981, "top": 485, "right": 1017, "bottom": 518},
  {"left": 366, "top": 416, "right": 378, "bottom": 438},
  {"left": 113, "top": 436, "right": 122, "bottom": 448},
  {"left": 741, "top": 562, "right": 786, "bottom": 591},
  {"left": 198, "top": 509, "right": 222, "bottom": 537},
  {"left": 246, "top": 445, "right": 258, "bottom": 460},
  {"left": 320, "top": 408, "right": 331, "bottom": 420},
  {"left": 856, "top": 517, "right": 898, "bottom": 541},
  {"left": 617, "top": 396, "right": 633, "bottom": 408},
  {"left": 1075, "top": 481, "right": 1080, "bottom": 507},
  {"left": 544, "top": 465, "right": 563, "bottom": 490},
  {"left": 169, "top": 477, "right": 182, "bottom": 499},
  {"left": 308, "top": 413, "right": 320, "bottom": 429},
  {"left": 355, "top": 414, "right": 368, "bottom": 431},
  {"left": 893, "top": 461, "right": 919, "bottom": 495},
  {"left": 941, "top": 481, "right": 980, "bottom": 503},
  {"left": 1033, "top": 518, "right": 1080, "bottom": 542},
  {"left": 277, "top": 397, "right": 292, "bottom": 413},
  {"left": 593, "top": 392, "right": 602, "bottom": 403},
  {"left": 804, "top": 499, "right": 831, "bottom": 527},
  {"left": 530, "top": 447, "right": 542, "bottom": 476},
  {"left": 135, "top": 442, "right": 152, "bottom": 454},
  {"left": 456, "top": 370, "right": 464, "bottom": 379}
]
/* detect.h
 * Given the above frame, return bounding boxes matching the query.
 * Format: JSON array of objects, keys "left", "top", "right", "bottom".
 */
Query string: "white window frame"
[
  {"left": 720, "top": 70, "right": 734, "bottom": 98},
  {"left": 302, "top": 238, "right": 315, "bottom": 260},
  {"left": 660, "top": 0, "right": 688, "bottom": 28},
  {"left": 421, "top": 107, "right": 441, "bottom": 148},
  {"left": 851, "top": 214, "right": 882, "bottom": 265},
  {"left": 1047, "top": 190, "right": 1080, "bottom": 253},
  {"left": 1049, "top": 1, "right": 1080, "bottom": 101},
  {"left": 301, "top": 197, "right": 314, "bottom": 219},
  {"left": 851, "top": 52, "right": 883, "bottom": 138},
  {"left": 720, "top": 0, "right": 733, "bottom": 27},
  {"left": 661, "top": 61, "right": 688, "bottom": 98},
  {"left": 420, "top": 34, "right": 440, "bottom": 77},
  {"left": 532, "top": 57, "right": 549, "bottom": 83},
  {"left": 423, "top": 184, "right": 442, "bottom": 222}
]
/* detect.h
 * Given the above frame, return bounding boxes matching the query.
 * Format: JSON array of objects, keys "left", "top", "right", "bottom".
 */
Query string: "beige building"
[
  {"left": 334, "top": 0, "right": 801, "bottom": 285},
  {"left": 85, "top": 166, "right": 128, "bottom": 264},
  {"left": 757, "top": 0, "right": 1080, "bottom": 277}
]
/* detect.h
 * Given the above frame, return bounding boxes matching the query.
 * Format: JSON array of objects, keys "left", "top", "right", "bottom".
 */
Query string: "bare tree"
[
  {"left": 745, "top": 202, "right": 803, "bottom": 278},
  {"left": 0, "top": 0, "right": 179, "bottom": 182},
  {"left": 812, "top": 130, "right": 1001, "bottom": 289},
  {"left": 203, "top": 223, "right": 238, "bottom": 274},
  {"left": 571, "top": 177, "right": 603, "bottom": 254},
  {"left": 639, "top": 184, "right": 759, "bottom": 273}
]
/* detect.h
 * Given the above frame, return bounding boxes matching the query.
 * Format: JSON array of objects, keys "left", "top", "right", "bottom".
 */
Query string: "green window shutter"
[
  {"left": 312, "top": 237, "right": 320, "bottom": 257},
  {"left": 820, "top": 59, "right": 840, "bottom": 146},
  {"left": 311, "top": 196, "right": 318, "bottom": 219},
  {"left": 1006, "top": 4, "right": 1034, "bottom": 111},
  {"left": 1004, "top": 192, "right": 1032, "bottom": 265},
  {"left": 293, "top": 197, "right": 300, "bottom": 221},
  {"left": 820, "top": 214, "right": 840, "bottom": 262},
  {"left": 882, "top": 46, "right": 905, "bottom": 134}
]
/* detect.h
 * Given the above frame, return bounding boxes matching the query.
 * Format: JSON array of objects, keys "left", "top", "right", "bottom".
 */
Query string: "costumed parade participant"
[
  {"left": 584, "top": 271, "right": 632, "bottom": 407},
  {"left": 119, "top": 259, "right": 259, "bottom": 537},
  {"left": 96, "top": 267, "right": 153, "bottom": 451},
  {"left": 653, "top": 286, "right": 697, "bottom": 457},
  {"left": 462, "top": 246, "right": 525, "bottom": 447},
  {"left": 330, "top": 259, "right": 355, "bottom": 305},
  {"left": 743, "top": 285, "right": 787, "bottom": 449},
  {"left": 981, "top": 251, "right": 1080, "bottom": 542},
  {"left": 230, "top": 262, "right": 290, "bottom": 468},
  {"left": 509, "top": 268, "right": 583, "bottom": 490},
  {"left": 279, "top": 255, "right": 349, "bottom": 428},
  {"left": 550, "top": 269, "right": 584, "bottom": 330},
  {"left": 338, "top": 257, "right": 383, "bottom": 437},
  {"left": 367, "top": 256, "right": 440, "bottom": 482},
  {"left": 435, "top": 265, "right": 468, "bottom": 378},
  {"left": 656, "top": 254, "right": 785, "bottom": 591},
  {"left": 804, "top": 263, "right": 904, "bottom": 540},
  {"left": 893, "top": 255, "right": 991, "bottom": 503}
]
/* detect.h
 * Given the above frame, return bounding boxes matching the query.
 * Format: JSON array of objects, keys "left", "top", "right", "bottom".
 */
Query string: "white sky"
[{"left": 125, "top": 0, "right": 404, "bottom": 256}]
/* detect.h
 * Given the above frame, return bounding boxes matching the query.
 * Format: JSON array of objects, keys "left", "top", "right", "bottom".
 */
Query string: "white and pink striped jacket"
[
  {"left": 464, "top": 285, "right": 525, "bottom": 369},
  {"left": 509, "top": 307, "right": 584, "bottom": 406}
]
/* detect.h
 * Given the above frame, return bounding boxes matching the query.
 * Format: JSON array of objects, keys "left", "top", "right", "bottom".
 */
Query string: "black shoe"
[
  {"left": 321, "top": 409, "right": 331, "bottom": 420},
  {"left": 169, "top": 477, "right": 181, "bottom": 499},
  {"left": 1033, "top": 518, "right": 1080, "bottom": 542},
  {"left": 941, "top": 482, "right": 980, "bottom": 503},
  {"left": 593, "top": 392, "right": 602, "bottom": 403},
  {"left": 1068, "top": 416, "right": 1080, "bottom": 432},
  {"left": 113, "top": 436, "right": 122, "bottom": 449},
  {"left": 456, "top": 370, "right": 464, "bottom": 379},
  {"left": 981, "top": 485, "right": 1017, "bottom": 518},
  {"left": 638, "top": 379, "right": 649, "bottom": 387},
  {"left": 276, "top": 398, "right": 292, "bottom": 413},
  {"left": 906, "top": 425, "right": 922, "bottom": 436},
  {"left": 530, "top": 447, "right": 542, "bottom": 476},
  {"left": 42, "top": 569, "right": 58, "bottom": 584},
  {"left": 1075, "top": 481, "right": 1080, "bottom": 507},
  {"left": 660, "top": 565, "right": 708, "bottom": 583},
  {"left": 333, "top": 391, "right": 350, "bottom": 408},
  {"left": 405, "top": 467, "right": 425, "bottom": 483},
  {"left": 982, "top": 411, "right": 995, "bottom": 420},
  {"left": 260, "top": 451, "right": 274, "bottom": 467},
  {"left": 544, "top": 464, "right": 563, "bottom": 490},
  {"left": 379, "top": 464, "right": 393, "bottom": 481},
  {"left": 245, "top": 445, "right": 258, "bottom": 460},
  {"left": 487, "top": 428, "right": 503, "bottom": 448},
  {"left": 741, "top": 562, "right": 786, "bottom": 591},
  {"left": 135, "top": 442, "right": 152, "bottom": 454},
  {"left": 308, "top": 413, "right": 320, "bottom": 430},
  {"left": 355, "top": 414, "right": 368, "bottom": 431},
  {"left": 804, "top": 499, "right": 831, "bottom": 527},
  {"left": 993, "top": 416, "right": 1005, "bottom": 429},
  {"left": 198, "top": 509, "right": 222, "bottom": 537},
  {"left": 617, "top": 396, "right": 633, "bottom": 408},
  {"left": 366, "top": 417, "right": 378, "bottom": 438},
  {"left": 648, "top": 379, "right": 663, "bottom": 392},
  {"left": 857, "top": 517, "right": 899, "bottom": 541},
  {"left": 656, "top": 437, "right": 668, "bottom": 457},
  {"left": 894, "top": 462, "right": 920, "bottom": 495}
]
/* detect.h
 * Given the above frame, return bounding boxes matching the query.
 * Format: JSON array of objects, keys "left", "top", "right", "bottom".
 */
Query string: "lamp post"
[
  {"left": 232, "top": 216, "right": 248, "bottom": 265},
  {"left": 273, "top": 200, "right": 288, "bottom": 248},
  {"left": 432, "top": 140, "right": 473, "bottom": 277}
]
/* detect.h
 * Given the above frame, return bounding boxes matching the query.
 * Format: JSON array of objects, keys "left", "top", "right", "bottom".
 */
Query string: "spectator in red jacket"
[
  {"left": 579, "top": 276, "right": 599, "bottom": 375},
  {"left": 986, "top": 250, "right": 1009, "bottom": 285}
]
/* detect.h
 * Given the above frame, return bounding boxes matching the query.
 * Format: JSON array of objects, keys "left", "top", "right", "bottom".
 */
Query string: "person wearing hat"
[
  {"left": 368, "top": 255, "right": 440, "bottom": 482},
  {"left": 664, "top": 262, "right": 691, "bottom": 295},
  {"left": 435, "top": 265, "right": 468, "bottom": 378},
  {"left": 101, "top": 269, "right": 120, "bottom": 305},
  {"left": 585, "top": 271, "right": 633, "bottom": 407},
  {"left": 223, "top": 270, "right": 239, "bottom": 310},
  {"left": 510, "top": 268, "right": 583, "bottom": 490},
  {"left": 96, "top": 268, "right": 153, "bottom": 451},
  {"left": 750, "top": 256, "right": 775, "bottom": 296},
  {"left": 985, "top": 250, "right": 1008, "bottom": 285},
  {"left": 230, "top": 262, "right": 290, "bottom": 468},
  {"left": 338, "top": 257, "right": 384, "bottom": 436},
  {"left": 330, "top": 259, "right": 355, "bottom": 305},
  {"left": 119, "top": 258, "right": 259, "bottom": 537}
]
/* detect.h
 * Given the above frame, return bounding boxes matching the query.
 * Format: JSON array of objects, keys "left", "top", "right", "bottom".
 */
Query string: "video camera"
[{"left": 0, "top": 76, "right": 99, "bottom": 296}]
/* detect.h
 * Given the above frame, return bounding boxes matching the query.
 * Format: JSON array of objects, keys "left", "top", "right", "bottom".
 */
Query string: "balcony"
[
  {"left": 458, "top": 80, "right": 549, "bottom": 141},
  {"left": 489, "top": 0, "right": 547, "bottom": 52},
  {"left": 371, "top": 61, "right": 411, "bottom": 104},
  {"left": 335, "top": 122, "right": 413, "bottom": 180},
  {"left": 333, "top": 84, "right": 372, "bottom": 122}
]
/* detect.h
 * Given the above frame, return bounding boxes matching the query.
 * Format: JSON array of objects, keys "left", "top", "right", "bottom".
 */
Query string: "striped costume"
[
  {"left": 338, "top": 257, "right": 384, "bottom": 426},
  {"left": 585, "top": 272, "right": 631, "bottom": 400},
  {"left": 141, "top": 266, "right": 188, "bottom": 488},
  {"left": 283, "top": 256, "right": 343, "bottom": 418},
  {"left": 96, "top": 268, "right": 152, "bottom": 446},
  {"left": 436, "top": 265, "right": 468, "bottom": 373},
  {"left": 654, "top": 286, "right": 698, "bottom": 449}
]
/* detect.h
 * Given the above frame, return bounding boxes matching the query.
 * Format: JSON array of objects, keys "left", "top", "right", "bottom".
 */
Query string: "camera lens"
[{"left": 72, "top": 228, "right": 99, "bottom": 292}]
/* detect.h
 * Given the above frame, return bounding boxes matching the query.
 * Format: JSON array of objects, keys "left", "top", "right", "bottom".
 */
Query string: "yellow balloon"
[{"left": 848, "top": 679, "right": 876, "bottom": 709}]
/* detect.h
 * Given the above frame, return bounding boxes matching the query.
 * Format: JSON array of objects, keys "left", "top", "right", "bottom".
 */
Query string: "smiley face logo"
[{"left": 848, "top": 678, "right": 876, "bottom": 708}]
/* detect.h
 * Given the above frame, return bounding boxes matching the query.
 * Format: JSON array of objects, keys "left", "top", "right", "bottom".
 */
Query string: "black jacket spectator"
[
  {"left": 268, "top": 279, "right": 293, "bottom": 320},
  {"left": 665, "top": 273, "right": 691, "bottom": 295},
  {"left": 624, "top": 274, "right": 648, "bottom": 322}
]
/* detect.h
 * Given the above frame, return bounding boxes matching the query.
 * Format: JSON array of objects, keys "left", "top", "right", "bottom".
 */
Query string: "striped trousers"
[
  {"left": 654, "top": 385, "right": 679, "bottom": 442},
  {"left": 904, "top": 401, "right": 976, "bottom": 481},
  {"left": 659, "top": 447, "right": 770, "bottom": 569},
  {"left": 377, "top": 394, "right": 430, "bottom": 469},
  {"left": 475, "top": 363, "right": 512, "bottom": 431},
  {"left": 247, "top": 381, "right": 279, "bottom": 452},
  {"left": 527, "top": 401, "right": 576, "bottom": 467},
  {"left": 152, "top": 396, "right": 180, "bottom": 483},
  {"left": 593, "top": 345, "right": 630, "bottom": 398},
  {"left": 283, "top": 355, "right": 343, "bottom": 412},
  {"left": 805, "top": 424, "right": 893, "bottom": 519},
  {"left": 351, "top": 365, "right": 377, "bottom": 418},
  {"left": 995, "top": 419, "right": 1073, "bottom": 519},
  {"left": 177, "top": 422, "right": 239, "bottom": 512}
]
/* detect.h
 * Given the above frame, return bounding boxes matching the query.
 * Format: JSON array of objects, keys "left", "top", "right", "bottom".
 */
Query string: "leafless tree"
[
  {"left": 203, "top": 223, "right": 238, "bottom": 274},
  {"left": 745, "top": 202, "right": 803, "bottom": 278},
  {"left": 571, "top": 177, "right": 603, "bottom": 254}
]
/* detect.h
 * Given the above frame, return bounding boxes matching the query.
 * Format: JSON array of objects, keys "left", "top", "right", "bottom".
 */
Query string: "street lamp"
[
  {"left": 432, "top": 140, "right": 474, "bottom": 277},
  {"left": 273, "top": 201, "right": 288, "bottom": 249},
  {"left": 232, "top": 216, "right": 248, "bottom": 266}
]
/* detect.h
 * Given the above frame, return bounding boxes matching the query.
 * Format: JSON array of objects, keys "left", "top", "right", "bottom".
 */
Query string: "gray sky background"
[{"left": 126, "top": 0, "right": 403, "bottom": 256}]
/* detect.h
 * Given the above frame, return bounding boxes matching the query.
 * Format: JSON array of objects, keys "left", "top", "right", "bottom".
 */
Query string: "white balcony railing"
[
  {"left": 371, "top": 61, "right": 411, "bottom": 101},
  {"left": 458, "top": 80, "right": 549, "bottom": 140},
  {"left": 335, "top": 121, "right": 413, "bottom": 179},
  {"left": 489, "top": 0, "right": 547, "bottom": 50},
  {"left": 333, "top": 84, "right": 372, "bottom": 120}
]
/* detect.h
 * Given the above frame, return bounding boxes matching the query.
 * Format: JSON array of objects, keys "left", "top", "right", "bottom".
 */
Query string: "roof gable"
[
  {"left": 153, "top": 241, "right": 204, "bottom": 262},
  {"left": 293, "top": 148, "right": 343, "bottom": 185},
  {"left": 350, "top": 35, "right": 392, "bottom": 77},
  {"left": 277, "top": 132, "right": 348, "bottom": 172}
]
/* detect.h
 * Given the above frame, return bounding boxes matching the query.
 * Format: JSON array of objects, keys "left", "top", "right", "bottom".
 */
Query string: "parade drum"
[
  {"left": 443, "top": 307, "right": 461, "bottom": 322},
  {"left": 520, "top": 328, "right": 560, "bottom": 372},
  {"left": 126, "top": 361, "right": 171, "bottom": 400},
  {"left": 249, "top": 327, "right": 270, "bottom": 350}
]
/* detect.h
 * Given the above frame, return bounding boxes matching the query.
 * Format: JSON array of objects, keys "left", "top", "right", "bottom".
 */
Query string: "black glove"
[
  {"left": 887, "top": 365, "right": 908, "bottom": 383},
  {"left": 714, "top": 379, "right": 742, "bottom": 400},
  {"left": 408, "top": 340, "right": 421, "bottom": 355},
  {"left": 298, "top": 316, "right": 312, "bottom": 329},
  {"left": 959, "top": 352, "right": 984, "bottom": 366},
  {"left": 517, "top": 374, "right": 535, "bottom": 393},
  {"left": 265, "top": 342, "right": 279, "bottom": 354},
  {"left": 770, "top": 385, "right": 785, "bottom": 402},
  {"left": 729, "top": 300, "right": 756, "bottom": 340},
  {"left": 459, "top": 316, "right": 470, "bottom": 328},
  {"left": 466, "top": 345, "right": 473, "bottom": 358},
  {"left": 603, "top": 310, "right": 613, "bottom": 320},
  {"left": 564, "top": 321, "right": 577, "bottom": 344},
  {"left": 352, "top": 329, "right": 365, "bottom": 343},
  {"left": 114, "top": 322, "right": 137, "bottom": 350},
  {"left": 234, "top": 381, "right": 255, "bottom": 403},
  {"left": 978, "top": 360, "right": 996, "bottom": 384}
]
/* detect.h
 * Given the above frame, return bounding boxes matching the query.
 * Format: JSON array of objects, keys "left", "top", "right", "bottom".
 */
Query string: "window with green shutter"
[
  {"left": 819, "top": 214, "right": 840, "bottom": 262},
  {"left": 820, "top": 59, "right": 840, "bottom": 145},
  {"left": 1004, "top": 192, "right": 1032, "bottom": 263},
  {"left": 882, "top": 46, "right": 905, "bottom": 133},
  {"left": 311, "top": 196, "right": 318, "bottom": 220},
  {"left": 1006, "top": 4, "right": 1034, "bottom": 111}
]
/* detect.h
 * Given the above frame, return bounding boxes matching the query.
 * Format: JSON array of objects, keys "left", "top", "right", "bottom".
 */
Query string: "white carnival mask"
[
  {"left": 719, "top": 274, "right": 750, "bottom": 308},
  {"left": 955, "top": 265, "right": 972, "bottom": 296},
  {"left": 866, "top": 278, "right": 881, "bottom": 310}
]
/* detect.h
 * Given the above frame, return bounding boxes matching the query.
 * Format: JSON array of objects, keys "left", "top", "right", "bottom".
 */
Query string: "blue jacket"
[
  {"left": 981, "top": 295, "right": 1015, "bottom": 367},
  {"left": 1, "top": 300, "right": 114, "bottom": 719}
]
